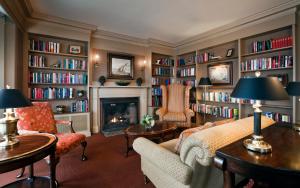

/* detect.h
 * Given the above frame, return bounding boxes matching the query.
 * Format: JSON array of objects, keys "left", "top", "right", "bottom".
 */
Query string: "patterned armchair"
[
  {"left": 156, "top": 83, "right": 195, "bottom": 126},
  {"left": 15, "top": 102, "right": 87, "bottom": 178}
]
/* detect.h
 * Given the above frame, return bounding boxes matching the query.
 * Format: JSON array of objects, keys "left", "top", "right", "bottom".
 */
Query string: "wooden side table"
[
  {"left": 124, "top": 121, "right": 177, "bottom": 157},
  {"left": 0, "top": 133, "right": 58, "bottom": 188},
  {"left": 214, "top": 124, "right": 300, "bottom": 188}
]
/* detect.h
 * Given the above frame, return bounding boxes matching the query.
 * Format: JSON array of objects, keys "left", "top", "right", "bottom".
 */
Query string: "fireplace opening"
[{"left": 100, "top": 97, "right": 139, "bottom": 134}]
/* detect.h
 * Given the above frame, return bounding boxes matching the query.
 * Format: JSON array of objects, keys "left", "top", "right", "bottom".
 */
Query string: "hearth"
[{"left": 100, "top": 97, "right": 139, "bottom": 134}]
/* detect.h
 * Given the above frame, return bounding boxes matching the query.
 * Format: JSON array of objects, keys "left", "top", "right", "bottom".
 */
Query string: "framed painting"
[
  {"left": 108, "top": 53, "right": 134, "bottom": 79},
  {"left": 207, "top": 62, "right": 233, "bottom": 85}
]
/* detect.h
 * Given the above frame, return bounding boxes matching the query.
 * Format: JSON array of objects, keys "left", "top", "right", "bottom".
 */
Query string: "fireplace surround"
[{"left": 100, "top": 97, "right": 139, "bottom": 134}]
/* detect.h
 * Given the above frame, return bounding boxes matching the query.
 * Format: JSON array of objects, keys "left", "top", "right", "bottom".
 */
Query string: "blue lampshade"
[
  {"left": 0, "top": 89, "right": 32, "bottom": 109},
  {"left": 286, "top": 82, "right": 300, "bottom": 96},
  {"left": 231, "top": 77, "right": 289, "bottom": 100},
  {"left": 198, "top": 77, "right": 212, "bottom": 86}
]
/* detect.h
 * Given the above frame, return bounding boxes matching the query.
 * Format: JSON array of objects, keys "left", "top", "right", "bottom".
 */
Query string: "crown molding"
[
  {"left": 148, "top": 38, "right": 175, "bottom": 48},
  {"left": 176, "top": 0, "right": 300, "bottom": 48},
  {"left": 30, "top": 11, "right": 97, "bottom": 31}
]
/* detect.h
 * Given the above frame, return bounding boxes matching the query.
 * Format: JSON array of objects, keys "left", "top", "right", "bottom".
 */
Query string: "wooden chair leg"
[
  {"left": 16, "top": 167, "right": 25, "bottom": 178},
  {"left": 143, "top": 175, "right": 150, "bottom": 184},
  {"left": 81, "top": 141, "right": 87, "bottom": 161}
]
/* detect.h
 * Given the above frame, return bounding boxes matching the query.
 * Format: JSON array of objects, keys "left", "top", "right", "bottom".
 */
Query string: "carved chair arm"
[{"left": 55, "top": 120, "right": 75, "bottom": 133}]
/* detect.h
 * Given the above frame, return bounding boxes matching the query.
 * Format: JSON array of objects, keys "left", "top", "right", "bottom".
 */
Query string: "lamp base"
[
  {"left": 0, "top": 137, "right": 19, "bottom": 148},
  {"left": 293, "top": 124, "right": 300, "bottom": 131},
  {"left": 243, "top": 135, "right": 272, "bottom": 153}
]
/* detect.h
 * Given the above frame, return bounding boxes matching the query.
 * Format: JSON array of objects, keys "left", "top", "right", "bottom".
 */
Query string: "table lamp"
[
  {"left": 198, "top": 77, "right": 212, "bottom": 123},
  {"left": 286, "top": 81, "right": 300, "bottom": 131},
  {"left": 231, "top": 77, "right": 289, "bottom": 153},
  {"left": 0, "top": 87, "right": 32, "bottom": 148}
]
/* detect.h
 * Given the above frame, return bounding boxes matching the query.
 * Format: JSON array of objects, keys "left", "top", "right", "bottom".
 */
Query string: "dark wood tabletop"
[
  {"left": 214, "top": 123, "right": 300, "bottom": 188},
  {"left": 0, "top": 133, "right": 57, "bottom": 188},
  {"left": 125, "top": 121, "right": 177, "bottom": 136}
]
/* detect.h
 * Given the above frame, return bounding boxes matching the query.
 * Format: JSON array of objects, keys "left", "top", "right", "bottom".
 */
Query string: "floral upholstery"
[
  {"left": 15, "top": 102, "right": 86, "bottom": 157},
  {"left": 56, "top": 133, "right": 86, "bottom": 156},
  {"left": 15, "top": 102, "right": 57, "bottom": 134}
]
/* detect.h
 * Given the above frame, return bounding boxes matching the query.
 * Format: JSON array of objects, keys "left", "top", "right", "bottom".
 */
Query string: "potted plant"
[
  {"left": 136, "top": 77, "right": 143, "bottom": 86},
  {"left": 98, "top": 76, "right": 106, "bottom": 86},
  {"left": 141, "top": 114, "right": 155, "bottom": 129}
]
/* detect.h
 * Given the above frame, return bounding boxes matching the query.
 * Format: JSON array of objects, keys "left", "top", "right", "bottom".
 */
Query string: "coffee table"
[
  {"left": 124, "top": 121, "right": 177, "bottom": 157},
  {"left": 0, "top": 133, "right": 57, "bottom": 188}
]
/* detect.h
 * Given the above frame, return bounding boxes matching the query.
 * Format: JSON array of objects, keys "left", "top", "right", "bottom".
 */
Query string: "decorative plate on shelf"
[{"left": 115, "top": 80, "right": 130, "bottom": 86}]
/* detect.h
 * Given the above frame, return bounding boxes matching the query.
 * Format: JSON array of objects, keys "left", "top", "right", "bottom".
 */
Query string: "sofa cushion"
[
  {"left": 160, "top": 139, "right": 178, "bottom": 153},
  {"left": 163, "top": 112, "right": 186, "bottom": 122},
  {"left": 179, "top": 116, "right": 275, "bottom": 167}
]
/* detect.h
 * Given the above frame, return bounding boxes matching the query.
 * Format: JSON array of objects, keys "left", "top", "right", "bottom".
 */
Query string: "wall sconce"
[{"left": 94, "top": 54, "right": 100, "bottom": 68}]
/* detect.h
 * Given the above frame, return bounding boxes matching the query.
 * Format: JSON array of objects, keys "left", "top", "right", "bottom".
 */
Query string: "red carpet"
[{"left": 0, "top": 134, "right": 155, "bottom": 188}]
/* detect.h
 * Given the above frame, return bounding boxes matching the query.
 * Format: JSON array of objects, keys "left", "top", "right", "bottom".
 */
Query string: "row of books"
[
  {"left": 29, "top": 87, "right": 76, "bottom": 100},
  {"left": 153, "top": 67, "right": 173, "bottom": 76},
  {"left": 250, "top": 36, "right": 292, "bottom": 53},
  {"left": 176, "top": 67, "right": 195, "bottom": 77},
  {"left": 154, "top": 58, "right": 174, "bottom": 66},
  {"left": 29, "top": 72, "right": 88, "bottom": 84},
  {"left": 152, "top": 88, "right": 162, "bottom": 96},
  {"left": 58, "top": 58, "right": 87, "bottom": 70},
  {"left": 201, "top": 92, "right": 239, "bottom": 103},
  {"left": 152, "top": 96, "right": 162, "bottom": 107},
  {"left": 191, "top": 103, "right": 239, "bottom": 119},
  {"left": 71, "top": 100, "right": 89, "bottom": 113},
  {"left": 263, "top": 112, "right": 291, "bottom": 123},
  {"left": 29, "top": 55, "right": 46, "bottom": 67},
  {"left": 29, "top": 39, "right": 60, "bottom": 53},
  {"left": 151, "top": 78, "right": 173, "bottom": 86},
  {"left": 177, "top": 55, "right": 196, "bottom": 66},
  {"left": 197, "top": 52, "right": 215, "bottom": 63},
  {"left": 176, "top": 80, "right": 196, "bottom": 87},
  {"left": 241, "top": 55, "right": 293, "bottom": 71}
]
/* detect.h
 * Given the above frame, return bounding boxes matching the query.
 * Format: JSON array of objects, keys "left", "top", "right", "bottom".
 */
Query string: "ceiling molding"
[
  {"left": 30, "top": 11, "right": 97, "bottom": 31},
  {"left": 176, "top": 0, "right": 300, "bottom": 48}
]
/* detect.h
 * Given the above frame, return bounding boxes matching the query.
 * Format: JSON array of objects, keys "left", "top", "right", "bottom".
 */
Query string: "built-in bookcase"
[
  {"left": 26, "top": 33, "right": 91, "bottom": 136},
  {"left": 239, "top": 26, "right": 294, "bottom": 123}
]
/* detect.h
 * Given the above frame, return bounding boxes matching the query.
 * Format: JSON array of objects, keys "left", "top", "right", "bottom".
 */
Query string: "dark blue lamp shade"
[
  {"left": 286, "top": 82, "right": 300, "bottom": 96},
  {"left": 231, "top": 77, "right": 289, "bottom": 100},
  {"left": 198, "top": 77, "right": 212, "bottom": 86},
  {"left": 0, "top": 89, "right": 32, "bottom": 109}
]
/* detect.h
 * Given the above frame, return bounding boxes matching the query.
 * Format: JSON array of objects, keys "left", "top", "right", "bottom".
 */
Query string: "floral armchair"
[
  {"left": 15, "top": 102, "right": 87, "bottom": 178},
  {"left": 156, "top": 83, "right": 195, "bottom": 126}
]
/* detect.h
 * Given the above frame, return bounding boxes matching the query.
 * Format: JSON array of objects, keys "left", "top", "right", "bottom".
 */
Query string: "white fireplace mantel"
[{"left": 91, "top": 86, "right": 148, "bottom": 133}]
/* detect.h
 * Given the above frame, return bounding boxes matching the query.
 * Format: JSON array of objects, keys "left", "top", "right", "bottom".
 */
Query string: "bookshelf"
[
  {"left": 194, "top": 40, "right": 239, "bottom": 124},
  {"left": 26, "top": 33, "right": 91, "bottom": 136},
  {"left": 150, "top": 53, "right": 174, "bottom": 118},
  {"left": 239, "top": 26, "right": 294, "bottom": 123}
]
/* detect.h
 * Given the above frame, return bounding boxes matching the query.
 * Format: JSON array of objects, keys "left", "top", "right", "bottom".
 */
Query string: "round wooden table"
[
  {"left": 0, "top": 133, "right": 58, "bottom": 188},
  {"left": 124, "top": 121, "right": 177, "bottom": 157}
]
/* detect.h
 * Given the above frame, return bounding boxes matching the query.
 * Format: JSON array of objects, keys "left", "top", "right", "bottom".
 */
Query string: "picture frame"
[
  {"left": 69, "top": 45, "right": 81, "bottom": 54},
  {"left": 226, "top": 48, "right": 234, "bottom": 57},
  {"left": 108, "top": 53, "right": 134, "bottom": 79},
  {"left": 207, "top": 62, "right": 233, "bottom": 85}
]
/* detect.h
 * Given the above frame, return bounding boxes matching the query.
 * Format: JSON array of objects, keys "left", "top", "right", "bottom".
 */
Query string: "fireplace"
[{"left": 100, "top": 97, "right": 139, "bottom": 134}]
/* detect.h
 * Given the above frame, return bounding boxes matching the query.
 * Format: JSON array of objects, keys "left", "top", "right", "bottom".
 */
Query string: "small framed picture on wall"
[
  {"left": 226, "top": 48, "right": 234, "bottom": 57},
  {"left": 207, "top": 62, "right": 233, "bottom": 85},
  {"left": 108, "top": 53, "right": 134, "bottom": 79}
]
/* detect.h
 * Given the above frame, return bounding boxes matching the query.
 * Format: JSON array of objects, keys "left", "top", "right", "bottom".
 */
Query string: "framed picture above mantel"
[
  {"left": 108, "top": 53, "right": 134, "bottom": 79},
  {"left": 207, "top": 62, "right": 233, "bottom": 85}
]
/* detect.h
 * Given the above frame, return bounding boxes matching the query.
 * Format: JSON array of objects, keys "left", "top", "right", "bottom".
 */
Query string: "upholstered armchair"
[
  {"left": 156, "top": 83, "right": 195, "bottom": 125},
  {"left": 15, "top": 102, "right": 87, "bottom": 178}
]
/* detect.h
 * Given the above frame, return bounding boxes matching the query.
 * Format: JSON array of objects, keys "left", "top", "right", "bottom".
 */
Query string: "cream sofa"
[{"left": 133, "top": 116, "right": 275, "bottom": 188}]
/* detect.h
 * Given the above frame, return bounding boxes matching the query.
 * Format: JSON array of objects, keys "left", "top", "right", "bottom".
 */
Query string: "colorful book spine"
[
  {"left": 29, "top": 87, "right": 75, "bottom": 100},
  {"left": 191, "top": 103, "right": 239, "bottom": 119},
  {"left": 29, "top": 39, "right": 60, "bottom": 53},
  {"left": 152, "top": 96, "right": 162, "bottom": 107},
  {"left": 29, "top": 72, "right": 88, "bottom": 84},
  {"left": 241, "top": 55, "right": 293, "bottom": 71},
  {"left": 177, "top": 55, "right": 196, "bottom": 66},
  {"left": 71, "top": 99, "right": 89, "bottom": 113},
  {"left": 196, "top": 52, "right": 214, "bottom": 63},
  {"left": 153, "top": 67, "right": 172, "bottom": 76},
  {"left": 155, "top": 58, "right": 174, "bottom": 66},
  {"left": 152, "top": 88, "right": 162, "bottom": 96},
  {"left": 251, "top": 36, "right": 292, "bottom": 53},
  {"left": 176, "top": 67, "right": 195, "bottom": 77},
  {"left": 28, "top": 55, "right": 46, "bottom": 67},
  {"left": 201, "top": 92, "right": 238, "bottom": 103},
  {"left": 151, "top": 78, "right": 173, "bottom": 85},
  {"left": 263, "top": 112, "right": 291, "bottom": 123},
  {"left": 61, "top": 59, "right": 87, "bottom": 70}
]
